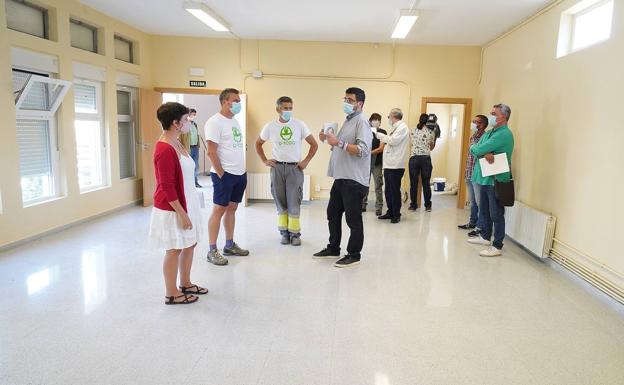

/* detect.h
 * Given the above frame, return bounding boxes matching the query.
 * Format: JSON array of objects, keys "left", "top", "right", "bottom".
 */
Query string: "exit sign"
[{"left": 189, "top": 80, "right": 206, "bottom": 88}]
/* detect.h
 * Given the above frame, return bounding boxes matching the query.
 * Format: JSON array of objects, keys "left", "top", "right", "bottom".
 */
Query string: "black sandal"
[
  {"left": 179, "top": 284, "right": 209, "bottom": 295},
  {"left": 165, "top": 294, "right": 198, "bottom": 305}
]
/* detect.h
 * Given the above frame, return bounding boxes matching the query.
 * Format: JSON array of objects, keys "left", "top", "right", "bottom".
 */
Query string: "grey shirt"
[{"left": 327, "top": 111, "right": 373, "bottom": 187}]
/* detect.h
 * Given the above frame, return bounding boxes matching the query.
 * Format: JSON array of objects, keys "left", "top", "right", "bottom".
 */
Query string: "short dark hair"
[
  {"left": 157, "top": 102, "right": 189, "bottom": 130},
  {"left": 219, "top": 88, "right": 240, "bottom": 104},
  {"left": 189, "top": 108, "right": 197, "bottom": 114},
  {"left": 369, "top": 113, "right": 381, "bottom": 122},
  {"left": 276, "top": 96, "right": 293, "bottom": 106},
  {"left": 345, "top": 87, "right": 365, "bottom": 103},
  {"left": 476, "top": 114, "right": 488, "bottom": 126}
]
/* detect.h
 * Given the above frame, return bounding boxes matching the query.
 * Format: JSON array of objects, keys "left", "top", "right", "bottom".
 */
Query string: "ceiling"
[{"left": 78, "top": 0, "right": 553, "bottom": 45}]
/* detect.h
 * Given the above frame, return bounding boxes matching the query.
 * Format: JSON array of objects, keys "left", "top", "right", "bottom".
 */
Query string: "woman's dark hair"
[
  {"left": 369, "top": 113, "right": 382, "bottom": 123},
  {"left": 157, "top": 102, "right": 189, "bottom": 130},
  {"left": 417, "top": 113, "right": 428, "bottom": 129}
]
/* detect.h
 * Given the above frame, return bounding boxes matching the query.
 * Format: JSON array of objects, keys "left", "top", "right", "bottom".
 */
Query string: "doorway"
[{"left": 420, "top": 97, "right": 472, "bottom": 209}]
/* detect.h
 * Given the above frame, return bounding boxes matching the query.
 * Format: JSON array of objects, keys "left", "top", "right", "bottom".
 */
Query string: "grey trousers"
[
  {"left": 270, "top": 163, "right": 304, "bottom": 235},
  {"left": 362, "top": 162, "right": 384, "bottom": 212}
]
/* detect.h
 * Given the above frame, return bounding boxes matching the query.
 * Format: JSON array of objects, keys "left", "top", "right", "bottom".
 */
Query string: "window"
[
  {"left": 12, "top": 69, "right": 63, "bottom": 204},
  {"left": 70, "top": 19, "right": 98, "bottom": 53},
  {"left": 74, "top": 79, "right": 108, "bottom": 192},
  {"left": 5, "top": 0, "right": 48, "bottom": 39},
  {"left": 116, "top": 87, "right": 138, "bottom": 179},
  {"left": 114, "top": 35, "right": 134, "bottom": 63},
  {"left": 557, "top": 0, "right": 614, "bottom": 58}
]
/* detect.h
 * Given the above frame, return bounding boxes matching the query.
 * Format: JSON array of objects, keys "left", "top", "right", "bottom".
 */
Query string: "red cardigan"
[{"left": 153, "top": 141, "right": 187, "bottom": 212}]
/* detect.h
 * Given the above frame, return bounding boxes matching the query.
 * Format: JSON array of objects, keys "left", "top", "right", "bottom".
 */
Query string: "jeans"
[
  {"left": 408, "top": 155, "right": 432, "bottom": 208},
  {"left": 327, "top": 179, "right": 368, "bottom": 257},
  {"left": 384, "top": 168, "right": 405, "bottom": 220},
  {"left": 478, "top": 185, "right": 505, "bottom": 249},
  {"left": 190, "top": 145, "right": 200, "bottom": 185},
  {"left": 466, "top": 179, "right": 481, "bottom": 227}
]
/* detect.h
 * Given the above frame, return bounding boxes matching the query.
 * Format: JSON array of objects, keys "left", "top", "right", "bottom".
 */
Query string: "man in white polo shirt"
[
  {"left": 255, "top": 96, "right": 318, "bottom": 246},
  {"left": 204, "top": 88, "right": 249, "bottom": 266}
]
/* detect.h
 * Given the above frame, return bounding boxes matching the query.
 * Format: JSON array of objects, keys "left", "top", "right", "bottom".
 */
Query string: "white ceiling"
[{"left": 79, "top": 0, "right": 553, "bottom": 45}]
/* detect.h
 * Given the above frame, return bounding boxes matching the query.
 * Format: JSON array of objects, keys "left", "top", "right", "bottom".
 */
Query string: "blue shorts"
[{"left": 211, "top": 172, "right": 247, "bottom": 207}]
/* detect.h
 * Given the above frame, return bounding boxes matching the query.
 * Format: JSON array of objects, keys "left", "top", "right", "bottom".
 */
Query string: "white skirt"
[{"left": 148, "top": 203, "right": 204, "bottom": 250}]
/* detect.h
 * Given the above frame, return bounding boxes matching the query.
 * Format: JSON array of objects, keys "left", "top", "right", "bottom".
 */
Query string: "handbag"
[{"left": 494, "top": 174, "right": 515, "bottom": 207}]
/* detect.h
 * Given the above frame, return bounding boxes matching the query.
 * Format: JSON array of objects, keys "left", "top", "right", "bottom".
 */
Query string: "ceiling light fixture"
[
  {"left": 183, "top": 1, "right": 229, "bottom": 32},
  {"left": 391, "top": 9, "right": 419, "bottom": 39}
]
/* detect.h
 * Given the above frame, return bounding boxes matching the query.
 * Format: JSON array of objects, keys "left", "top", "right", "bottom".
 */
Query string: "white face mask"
[
  {"left": 488, "top": 115, "right": 498, "bottom": 127},
  {"left": 371, "top": 120, "right": 380, "bottom": 128},
  {"left": 470, "top": 122, "right": 478, "bottom": 133},
  {"left": 387, "top": 118, "right": 394, "bottom": 128}
]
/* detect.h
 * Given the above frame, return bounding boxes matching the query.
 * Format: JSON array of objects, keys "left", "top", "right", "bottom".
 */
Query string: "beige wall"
[
  {"left": 0, "top": 0, "right": 153, "bottom": 247},
  {"left": 150, "top": 37, "right": 481, "bottom": 198},
  {"left": 478, "top": 0, "right": 624, "bottom": 275}
]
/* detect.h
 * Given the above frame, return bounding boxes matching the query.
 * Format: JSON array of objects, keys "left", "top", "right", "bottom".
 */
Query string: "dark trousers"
[
  {"left": 408, "top": 155, "right": 433, "bottom": 208},
  {"left": 190, "top": 145, "right": 200, "bottom": 184},
  {"left": 327, "top": 179, "right": 368, "bottom": 256},
  {"left": 383, "top": 168, "right": 405, "bottom": 219},
  {"left": 479, "top": 185, "right": 505, "bottom": 249}
]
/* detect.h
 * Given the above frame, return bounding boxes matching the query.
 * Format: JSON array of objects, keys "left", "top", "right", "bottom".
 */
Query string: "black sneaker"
[
  {"left": 375, "top": 209, "right": 382, "bottom": 216},
  {"left": 313, "top": 248, "right": 341, "bottom": 258},
  {"left": 458, "top": 223, "right": 476, "bottom": 230},
  {"left": 334, "top": 254, "right": 361, "bottom": 268},
  {"left": 378, "top": 213, "right": 391, "bottom": 220},
  {"left": 391, "top": 217, "right": 400, "bottom": 224},
  {"left": 408, "top": 206, "right": 418, "bottom": 211},
  {"left": 468, "top": 229, "right": 480, "bottom": 238},
  {"left": 425, "top": 207, "right": 432, "bottom": 212}
]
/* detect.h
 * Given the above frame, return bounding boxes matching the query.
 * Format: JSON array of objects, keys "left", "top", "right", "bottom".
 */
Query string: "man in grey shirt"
[{"left": 313, "top": 87, "right": 372, "bottom": 268}]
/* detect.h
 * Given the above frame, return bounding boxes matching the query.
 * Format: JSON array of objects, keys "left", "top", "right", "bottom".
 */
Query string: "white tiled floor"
[{"left": 1, "top": 195, "right": 624, "bottom": 385}]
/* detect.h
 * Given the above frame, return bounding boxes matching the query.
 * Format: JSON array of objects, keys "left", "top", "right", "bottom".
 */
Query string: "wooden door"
[{"left": 139, "top": 89, "right": 162, "bottom": 207}]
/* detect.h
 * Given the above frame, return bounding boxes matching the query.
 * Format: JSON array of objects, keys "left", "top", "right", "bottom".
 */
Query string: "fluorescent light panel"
[
  {"left": 184, "top": 1, "right": 229, "bottom": 32},
  {"left": 392, "top": 10, "right": 419, "bottom": 39}
]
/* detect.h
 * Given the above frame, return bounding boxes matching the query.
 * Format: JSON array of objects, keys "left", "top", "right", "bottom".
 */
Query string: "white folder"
[{"left": 479, "top": 153, "right": 510, "bottom": 177}]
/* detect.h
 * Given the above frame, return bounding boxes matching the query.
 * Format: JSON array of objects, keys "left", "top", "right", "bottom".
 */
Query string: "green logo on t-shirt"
[
  {"left": 232, "top": 126, "right": 242, "bottom": 143},
  {"left": 280, "top": 126, "right": 293, "bottom": 141}
]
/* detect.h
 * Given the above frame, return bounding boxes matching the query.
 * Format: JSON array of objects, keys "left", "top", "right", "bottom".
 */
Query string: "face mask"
[
  {"left": 470, "top": 122, "right": 478, "bottom": 133},
  {"left": 388, "top": 119, "right": 394, "bottom": 128},
  {"left": 180, "top": 120, "right": 191, "bottom": 134},
  {"left": 230, "top": 102, "right": 242, "bottom": 115},
  {"left": 488, "top": 115, "right": 498, "bottom": 127},
  {"left": 188, "top": 116, "right": 195, "bottom": 121},
  {"left": 343, "top": 102, "right": 354, "bottom": 115},
  {"left": 371, "top": 120, "right": 380, "bottom": 128},
  {"left": 281, "top": 111, "right": 292, "bottom": 121}
]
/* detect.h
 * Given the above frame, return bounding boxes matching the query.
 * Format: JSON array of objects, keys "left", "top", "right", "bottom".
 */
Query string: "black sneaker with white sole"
[
  {"left": 313, "top": 247, "right": 341, "bottom": 258},
  {"left": 458, "top": 223, "right": 476, "bottom": 230},
  {"left": 467, "top": 229, "right": 480, "bottom": 237},
  {"left": 334, "top": 254, "right": 361, "bottom": 268}
]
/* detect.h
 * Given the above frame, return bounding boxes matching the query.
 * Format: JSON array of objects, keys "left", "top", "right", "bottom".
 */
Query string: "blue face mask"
[
  {"left": 343, "top": 102, "right": 355, "bottom": 115},
  {"left": 230, "top": 102, "right": 242, "bottom": 115},
  {"left": 281, "top": 111, "right": 292, "bottom": 121},
  {"left": 488, "top": 115, "right": 497, "bottom": 127}
]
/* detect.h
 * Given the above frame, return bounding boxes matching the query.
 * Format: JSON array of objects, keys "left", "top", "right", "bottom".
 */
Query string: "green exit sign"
[{"left": 189, "top": 80, "right": 206, "bottom": 87}]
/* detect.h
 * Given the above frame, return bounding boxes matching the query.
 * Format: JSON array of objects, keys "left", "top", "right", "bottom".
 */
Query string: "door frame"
[{"left": 420, "top": 97, "right": 473, "bottom": 209}]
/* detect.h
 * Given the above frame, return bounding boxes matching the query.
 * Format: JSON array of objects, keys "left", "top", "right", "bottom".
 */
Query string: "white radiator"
[
  {"left": 505, "top": 201, "right": 556, "bottom": 258},
  {"left": 247, "top": 173, "right": 311, "bottom": 201}
]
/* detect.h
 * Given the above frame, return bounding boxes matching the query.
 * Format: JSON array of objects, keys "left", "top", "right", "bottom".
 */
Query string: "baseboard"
[{"left": 0, "top": 200, "right": 143, "bottom": 253}]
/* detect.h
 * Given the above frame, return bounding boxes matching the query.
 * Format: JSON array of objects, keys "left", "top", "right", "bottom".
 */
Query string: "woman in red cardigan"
[{"left": 149, "top": 102, "right": 207, "bottom": 305}]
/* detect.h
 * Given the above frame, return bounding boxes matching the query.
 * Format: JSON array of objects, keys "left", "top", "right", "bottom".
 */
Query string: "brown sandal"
[
  {"left": 165, "top": 294, "right": 198, "bottom": 305},
  {"left": 179, "top": 284, "right": 209, "bottom": 295}
]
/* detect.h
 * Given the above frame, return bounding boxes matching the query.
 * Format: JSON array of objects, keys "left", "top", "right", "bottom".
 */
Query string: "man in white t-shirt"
[
  {"left": 204, "top": 88, "right": 249, "bottom": 266},
  {"left": 255, "top": 96, "right": 318, "bottom": 246}
]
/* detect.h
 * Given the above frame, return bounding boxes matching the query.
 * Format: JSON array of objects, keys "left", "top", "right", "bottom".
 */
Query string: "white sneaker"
[
  {"left": 467, "top": 236, "right": 491, "bottom": 246},
  {"left": 480, "top": 246, "right": 502, "bottom": 257}
]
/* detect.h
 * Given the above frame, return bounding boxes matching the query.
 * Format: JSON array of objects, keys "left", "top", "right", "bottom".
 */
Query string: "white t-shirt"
[
  {"left": 204, "top": 113, "right": 246, "bottom": 175},
  {"left": 259, "top": 118, "right": 312, "bottom": 162}
]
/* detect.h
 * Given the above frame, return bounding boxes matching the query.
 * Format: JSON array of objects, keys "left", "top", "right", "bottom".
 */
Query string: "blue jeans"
[
  {"left": 190, "top": 145, "right": 200, "bottom": 184},
  {"left": 466, "top": 179, "right": 481, "bottom": 227},
  {"left": 478, "top": 185, "right": 505, "bottom": 249}
]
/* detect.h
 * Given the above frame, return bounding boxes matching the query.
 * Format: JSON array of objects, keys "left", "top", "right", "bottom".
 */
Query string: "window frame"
[
  {"left": 116, "top": 86, "right": 139, "bottom": 180},
  {"left": 5, "top": 0, "right": 49, "bottom": 39},
  {"left": 114, "top": 35, "right": 134, "bottom": 63},
  {"left": 569, "top": 0, "right": 614, "bottom": 52},
  {"left": 69, "top": 18, "right": 99, "bottom": 54},
  {"left": 557, "top": 0, "right": 615, "bottom": 58},
  {"left": 12, "top": 68, "right": 62, "bottom": 206},
  {"left": 14, "top": 73, "right": 72, "bottom": 118},
  {"left": 73, "top": 78, "right": 108, "bottom": 193}
]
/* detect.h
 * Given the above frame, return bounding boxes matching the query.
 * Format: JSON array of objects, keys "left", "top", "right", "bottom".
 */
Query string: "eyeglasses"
[{"left": 343, "top": 97, "right": 357, "bottom": 104}]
